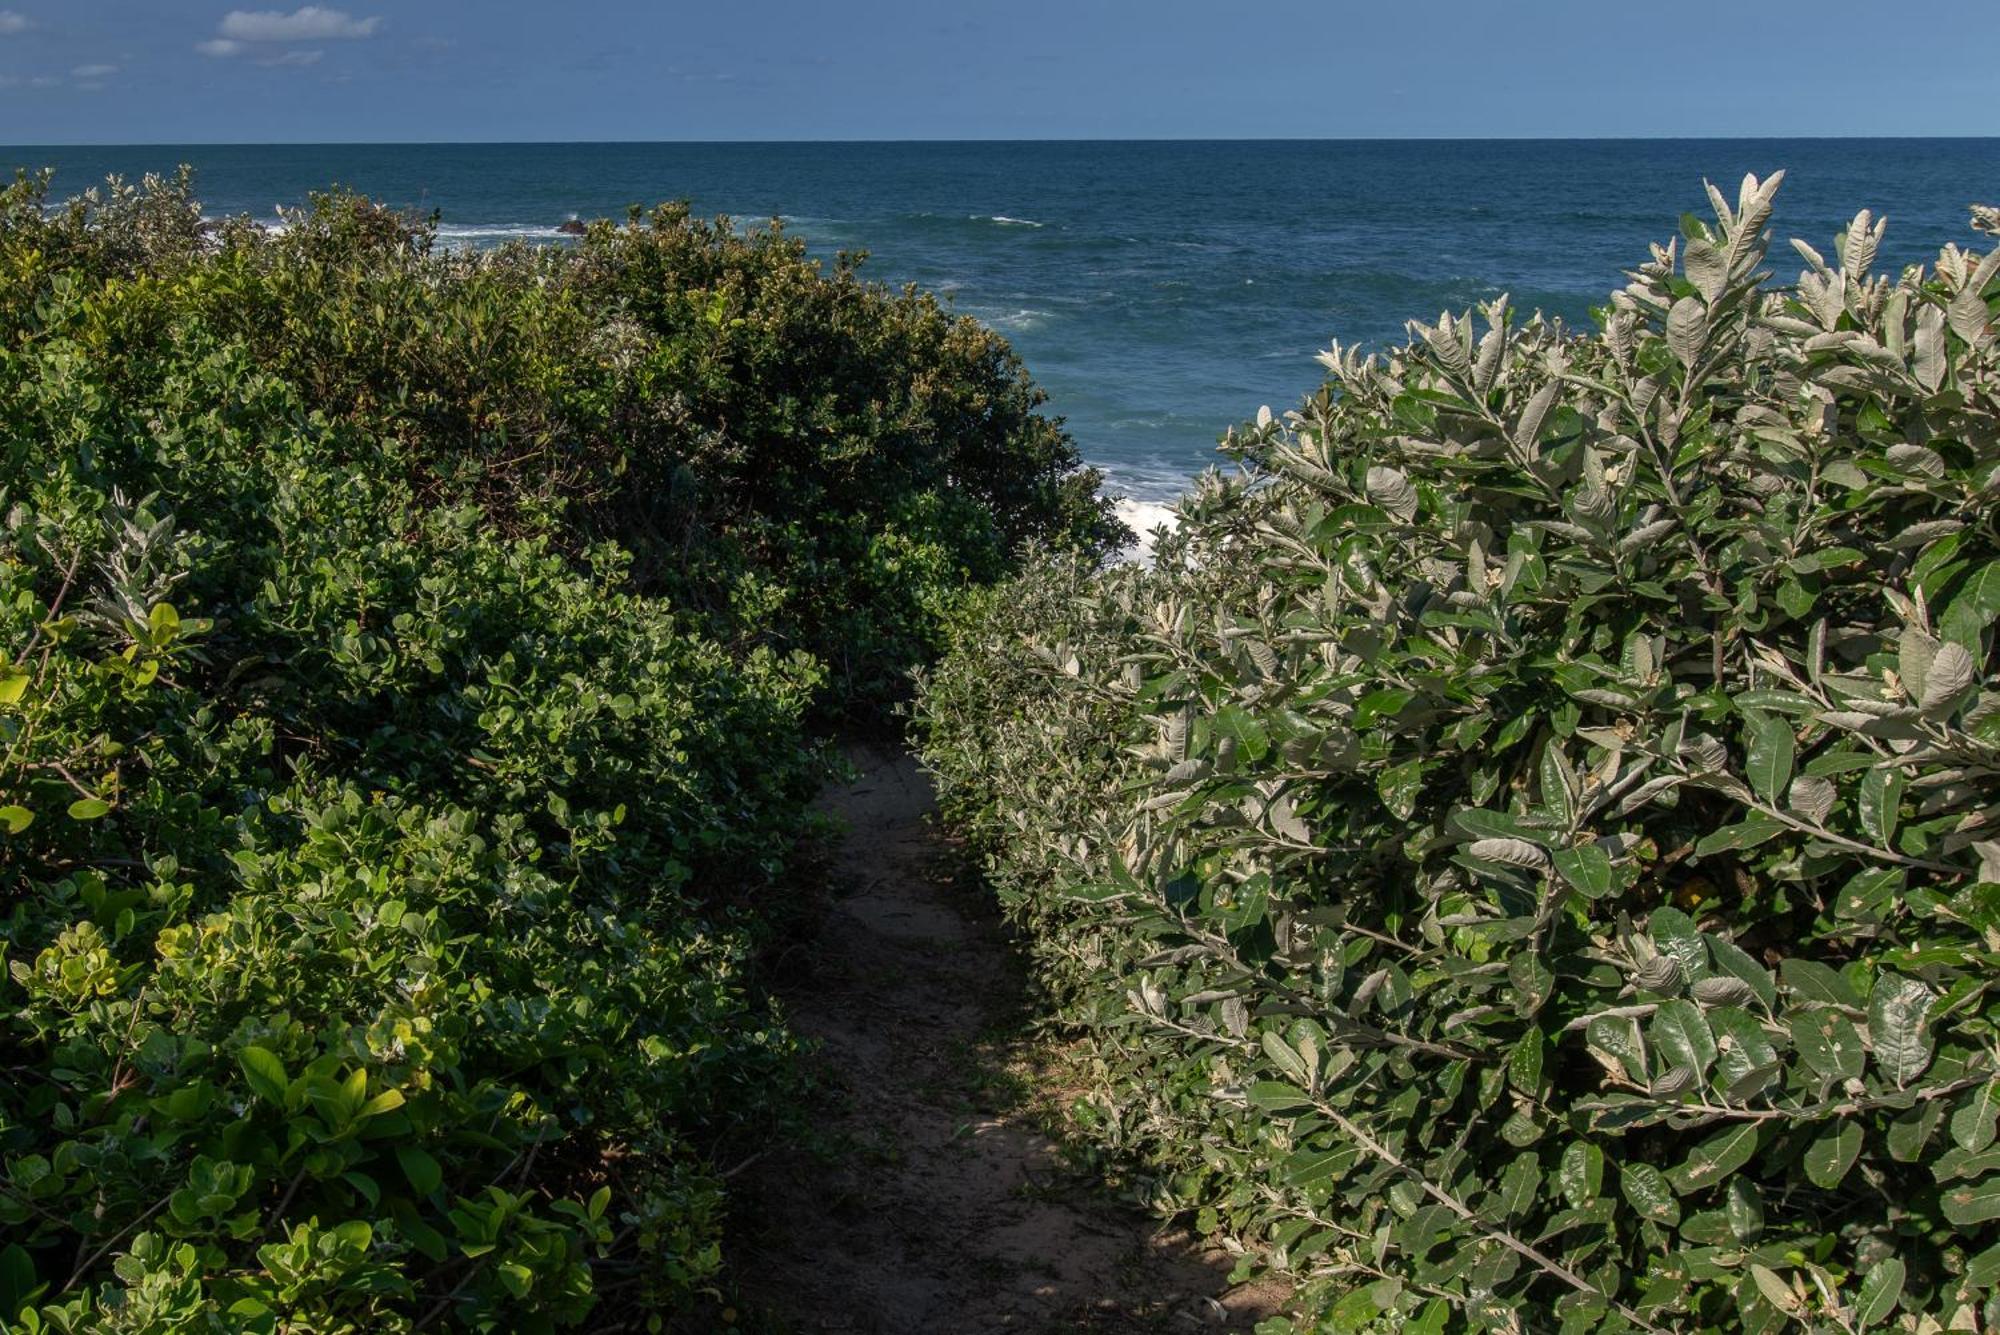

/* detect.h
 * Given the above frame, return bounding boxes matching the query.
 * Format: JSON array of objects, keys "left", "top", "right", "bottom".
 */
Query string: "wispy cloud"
[
  {"left": 72, "top": 62, "right": 117, "bottom": 78},
  {"left": 217, "top": 6, "right": 379, "bottom": 42},
  {"left": 0, "top": 10, "right": 33, "bottom": 34},
  {"left": 197, "top": 38, "right": 244, "bottom": 57},
  {"left": 261, "top": 47, "right": 322, "bottom": 66}
]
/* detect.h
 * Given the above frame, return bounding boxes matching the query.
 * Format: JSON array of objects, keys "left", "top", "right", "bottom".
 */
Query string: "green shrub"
[
  {"left": 2, "top": 168, "right": 1123, "bottom": 705},
  {"left": 0, "top": 168, "right": 1106, "bottom": 1329},
  {"left": 918, "top": 176, "right": 2000, "bottom": 1332}
]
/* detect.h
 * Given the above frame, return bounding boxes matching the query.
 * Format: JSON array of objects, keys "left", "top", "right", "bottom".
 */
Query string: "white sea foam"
[
  {"left": 432, "top": 223, "right": 569, "bottom": 247},
  {"left": 1112, "top": 497, "right": 1180, "bottom": 566},
  {"left": 983, "top": 307, "right": 1049, "bottom": 331},
  {"left": 984, "top": 215, "right": 1045, "bottom": 228}
]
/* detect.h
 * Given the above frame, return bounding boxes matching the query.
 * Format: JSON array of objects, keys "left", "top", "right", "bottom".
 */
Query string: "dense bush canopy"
[
  {"left": 919, "top": 177, "right": 2000, "bottom": 1332},
  {"left": 0, "top": 170, "right": 1112, "bottom": 1330}
]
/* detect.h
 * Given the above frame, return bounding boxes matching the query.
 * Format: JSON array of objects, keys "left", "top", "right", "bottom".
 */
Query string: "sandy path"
[{"left": 733, "top": 743, "right": 1283, "bottom": 1333}]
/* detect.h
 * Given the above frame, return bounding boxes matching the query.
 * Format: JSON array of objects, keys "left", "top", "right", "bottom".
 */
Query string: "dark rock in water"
[{"left": 557, "top": 219, "right": 587, "bottom": 236}]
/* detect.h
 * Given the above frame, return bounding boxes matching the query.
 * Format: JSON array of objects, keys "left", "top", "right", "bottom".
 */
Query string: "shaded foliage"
[{"left": 0, "top": 169, "right": 1110, "bottom": 1330}]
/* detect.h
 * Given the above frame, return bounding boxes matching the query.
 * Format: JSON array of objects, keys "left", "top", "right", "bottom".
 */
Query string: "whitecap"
[
  {"left": 1112, "top": 498, "right": 1180, "bottom": 567},
  {"left": 431, "top": 222, "right": 569, "bottom": 247},
  {"left": 982, "top": 308, "right": 1050, "bottom": 331},
  {"left": 983, "top": 215, "right": 1045, "bottom": 228}
]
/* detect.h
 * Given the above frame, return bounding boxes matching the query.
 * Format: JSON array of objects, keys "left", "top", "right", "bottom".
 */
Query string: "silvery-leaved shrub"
[{"left": 918, "top": 176, "right": 2000, "bottom": 1332}]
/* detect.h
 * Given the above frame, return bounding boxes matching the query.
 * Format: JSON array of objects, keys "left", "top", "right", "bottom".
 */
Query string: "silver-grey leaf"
[
  {"left": 1633, "top": 955, "right": 1683, "bottom": 994},
  {"left": 1468, "top": 837, "right": 1551, "bottom": 870},
  {"left": 1920, "top": 641, "right": 1977, "bottom": 717},
  {"left": 1913, "top": 305, "right": 1946, "bottom": 391},
  {"left": 1886, "top": 443, "right": 1946, "bottom": 478},
  {"left": 1512, "top": 381, "right": 1560, "bottom": 461},
  {"left": 1667, "top": 297, "right": 1709, "bottom": 370},
  {"left": 1684, "top": 238, "right": 1728, "bottom": 304},
  {"left": 1365, "top": 465, "right": 1418, "bottom": 521},
  {"left": 1692, "top": 976, "right": 1758, "bottom": 1008},
  {"left": 1649, "top": 1065, "right": 1696, "bottom": 1097},
  {"left": 1787, "top": 774, "right": 1837, "bottom": 826},
  {"left": 1898, "top": 628, "right": 1940, "bottom": 702},
  {"left": 1950, "top": 284, "right": 1993, "bottom": 348}
]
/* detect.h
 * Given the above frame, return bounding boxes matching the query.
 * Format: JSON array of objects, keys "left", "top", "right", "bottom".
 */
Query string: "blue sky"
[{"left": 0, "top": 1, "right": 1993, "bottom": 143}]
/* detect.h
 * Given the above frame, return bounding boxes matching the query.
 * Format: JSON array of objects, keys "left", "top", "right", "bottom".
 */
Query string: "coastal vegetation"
[
  {"left": 917, "top": 177, "right": 2000, "bottom": 1331},
  {"left": 7, "top": 158, "right": 1999, "bottom": 1335},
  {"left": 0, "top": 168, "right": 1116, "bottom": 1330}
]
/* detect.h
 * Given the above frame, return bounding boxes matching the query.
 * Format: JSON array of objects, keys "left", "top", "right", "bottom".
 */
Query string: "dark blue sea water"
[{"left": 9, "top": 140, "right": 1998, "bottom": 511}]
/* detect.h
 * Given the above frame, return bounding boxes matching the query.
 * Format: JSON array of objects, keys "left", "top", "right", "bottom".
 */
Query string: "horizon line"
[{"left": 8, "top": 133, "right": 2000, "bottom": 150}]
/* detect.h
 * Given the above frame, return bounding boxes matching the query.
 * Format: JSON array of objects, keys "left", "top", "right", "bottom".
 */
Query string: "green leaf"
[
  {"left": 66, "top": 797, "right": 112, "bottom": 821},
  {"left": 1495, "top": 1152, "right": 1542, "bottom": 1219},
  {"left": 1742, "top": 711, "right": 1795, "bottom": 804},
  {"left": 1647, "top": 909, "right": 1710, "bottom": 984},
  {"left": 1376, "top": 758, "right": 1425, "bottom": 821},
  {"left": 1779, "top": 958, "right": 1859, "bottom": 1007},
  {"left": 1709, "top": 1008, "right": 1777, "bottom": 1096},
  {"left": 0, "top": 805, "right": 31, "bottom": 835},
  {"left": 239, "top": 1047, "right": 290, "bottom": 1106},
  {"left": 0, "top": 672, "right": 28, "bottom": 706},
  {"left": 1452, "top": 807, "right": 1548, "bottom": 845},
  {"left": 1285, "top": 1148, "right": 1351, "bottom": 1188},
  {"left": 1836, "top": 867, "right": 1903, "bottom": 922},
  {"left": 1942, "top": 1176, "right": 2000, "bottom": 1227},
  {"left": 1748, "top": 1265, "right": 1801, "bottom": 1319},
  {"left": 0, "top": 1242, "right": 39, "bottom": 1321},
  {"left": 1940, "top": 562, "right": 2000, "bottom": 649},
  {"left": 1540, "top": 743, "right": 1577, "bottom": 829},
  {"left": 1854, "top": 1258, "right": 1905, "bottom": 1328},
  {"left": 1558, "top": 1140, "right": 1603, "bottom": 1207},
  {"left": 1804, "top": 1121, "right": 1861, "bottom": 1188},
  {"left": 1586, "top": 1013, "right": 1649, "bottom": 1083},
  {"left": 1965, "top": 1240, "right": 2000, "bottom": 1294},
  {"left": 1552, "top": 844, "right": 1616, "bottom": 898},
  {"left": 1887, "top": 1098, "right": 1943, "bottom": 1163},
  {"left": 1619, "top": 1161, "right": 1680, "bottom": 1225},
  {"left": 1650, "top": 1000, "right": 1717, "bottom": 1080},
  {"left": 1859, "top": 765, "right": 1904, "bottom": 846},
  {"left": 1508, "top": 1029, "right": 1545, "bottom": 1093},
  {"left": 1694, "top": 813, "right": 1784, "bottom": 856},
  {"left": 1707, "top": 936, "right": 1775, "bottom": 1011},
  {"left": 342, "top": 1171, "right": 380, "bottom": 1209},
  {"left": 1247, "top": 1082, "right": 1313, "bottom": 1114},
  {"left": 1953, "top": 1082, "right": 2000, "bottom": 1154},
  {"left": 1668, "top": 1122, "right": 1761, "bottom": 1192},
  {"left": 1790, "top": 1008, "right": 1865, "bottom": 1082},
  {"left": 1262, "top": 1031, "right": 1311, "bottom": 1086},
  {"left": 1726, "top": 1177, "right": 1763, "bottom": 1241},
  {"left": 358, "top": 1088, "right": 405, "bottom": 1119},
  {"left": 1869, "top": 973, "right": 1936, "bottom": 1087},
  {"left": 396, "top": 1146, "right": 443, "bottom": 1197}
]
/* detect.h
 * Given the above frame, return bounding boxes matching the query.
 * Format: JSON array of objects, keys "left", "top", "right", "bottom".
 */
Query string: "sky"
[{"left": 0, "top": 1, "right": 1994, "bottom": 144}]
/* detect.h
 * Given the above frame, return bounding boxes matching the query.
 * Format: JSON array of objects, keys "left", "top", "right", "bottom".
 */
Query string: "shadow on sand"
[{"left": 728, "top": 744, "right": 1287, "bottom": 1333}]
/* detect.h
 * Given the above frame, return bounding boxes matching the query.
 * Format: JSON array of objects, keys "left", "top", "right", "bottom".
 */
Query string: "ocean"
[{"left": 9, "top": 139, "right": 1998, "bottom": 516}]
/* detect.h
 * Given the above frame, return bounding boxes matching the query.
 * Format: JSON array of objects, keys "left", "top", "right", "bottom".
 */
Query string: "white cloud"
[
  {"left": 0, "top": 11, "right": 32, "bottom": 34},
  {"left": 217, "top": 6, "right": 379, "bottom": 42},
  {"left": 72, "top": 62, "right": 117, "bottom": 78},
  {"left": 259, "top": 47, "right": 322, "bottom": 66},
  {"left": 196, "top": 37, "right": 245, "bottom": 57}
]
